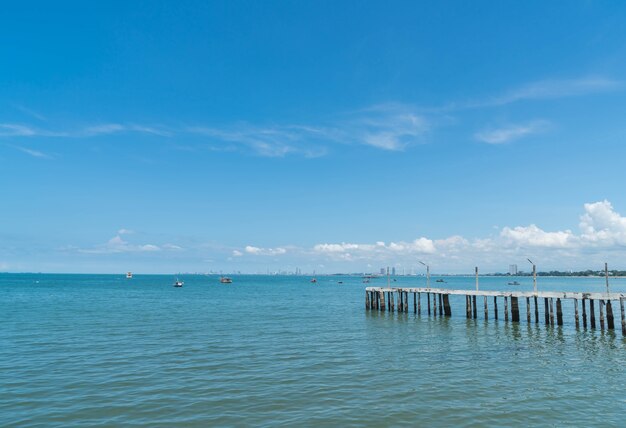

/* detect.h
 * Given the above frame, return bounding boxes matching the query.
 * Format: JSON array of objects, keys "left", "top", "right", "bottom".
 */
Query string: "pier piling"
[
  {"left": 574, "top": 299, "right": 580, "bottom": 328},
  {"left": 582, "top": 298, "right": 587, "bottom": 328},
  {"left": 544, "top": 298, "right": 549, "bottom": 325},
  {"left": 472, "top": 296, "right": 477, "bottom": 319},
  {"left": 590, "top": 299, "right": 596, "bottom": 329},
  {"left": 534, "top": 296, "right": 539, "bottom": 323},
  {"left": 443, "top": 294, "right": 451, "bottom": 316},
  {"left": 619, "top": 297, "right": 626, "bottom": 336},
  {"left": 484, "top": 296, "right": 488, "bottom": 320},
  {"left": 607, "top": 300, "right": 614, "bottom": 330},
  {"left": 494, "top": 296, "right": 498, "bottom": 320},
  {"left": 504, "top": 296, "right": 509, "bottom": 321},
  {"left": 511, "top": 297, "right": 520, "bottom": 322},
  {"left": 526, "top": 297, "right": 531, "bottom": 323},
  {"left": 600, "top": 300, "right": 605, "bottom": 330},
  {"left": 556, "top": 298, "right": 563, "bottom": 326}
]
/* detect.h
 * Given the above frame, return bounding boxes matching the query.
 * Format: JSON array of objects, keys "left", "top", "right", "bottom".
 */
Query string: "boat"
[
  {"left": 508, "top": 281, "right": 520, "bottom": 286},
  {"left": 338, "top": 281, "right": 343, "bottom": 284},
  {"left": 310, "top": 278, "right": 317, "bottom": 283},
  {"left": 173, "top": 278, "right": 184, "bottom": 287},
  {"left": 220, "top": 276, "right": 233, "bottom": 284},
  {"left": 436, "top": 279, "right": 445, "bottom": 283},
  {"left": 126, "top": 272, "right": 132, "bottom": 279}
]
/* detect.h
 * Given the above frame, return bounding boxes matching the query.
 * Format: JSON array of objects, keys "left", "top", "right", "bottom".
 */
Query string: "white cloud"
[
  {"left": 475, "top": 121, "right": 549, "bottom": 144},
  {"left": 500, "top": 224, "right": 575, "bottom": 248},
  {"left": 579, "top": 200, "right": 626, "bottom": 245},
  {"left": 117, "top": 228, "right": 134, "bottom": 235},
  {"left": 232, "top": 250, "right": 243, "bottom": 257},
  {"left": 244, "top": 245, "right": 287, "bottom": 256},
  {"left": 0, "top": 124, "right": 38, "bottom": 136}
]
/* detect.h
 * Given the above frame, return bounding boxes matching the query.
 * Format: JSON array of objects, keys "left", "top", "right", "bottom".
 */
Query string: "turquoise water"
[{"left": 1, "top": 274, "right": 625, "bottom": 426}]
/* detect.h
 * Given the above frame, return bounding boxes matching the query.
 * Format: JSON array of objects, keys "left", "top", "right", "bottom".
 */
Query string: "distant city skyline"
[{"left": 3, "top": 2, "right": 626, "bottom": 273}]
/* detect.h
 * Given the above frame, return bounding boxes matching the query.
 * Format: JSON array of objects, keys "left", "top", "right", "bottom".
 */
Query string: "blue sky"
[{"left": 3, "top": 1, "right": 626, "bottom": 274}]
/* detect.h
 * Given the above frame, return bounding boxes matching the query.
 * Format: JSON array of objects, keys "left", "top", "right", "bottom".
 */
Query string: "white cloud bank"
[
  {"left": 301, "top": 200, "right": 626, "bottom": 269},
  {"left": 474, "top": 120, "right": 549, "bottom": 144},
  {"left": 74, "top": 233, "right": 182, "bottom": 254}
]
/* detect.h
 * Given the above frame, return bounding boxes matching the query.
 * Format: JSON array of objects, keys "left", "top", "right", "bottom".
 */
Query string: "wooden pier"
[{"left": 365, "top": 287, "right": 626, "bottom": 336}]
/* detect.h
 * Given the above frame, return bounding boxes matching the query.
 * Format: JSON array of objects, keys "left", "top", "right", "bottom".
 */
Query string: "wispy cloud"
[
  {"left": 474, "top": 120, "right": 549, "bottom": 144},
  {"left": 11, "top": 145, "right": 52, "bottom": 159},
  {"left": 71, "top": 233, "right": 182, "bottom": 254},
  {"left": 435, "top": 76, "right": 623, "bottom": 112},
  {"left": 244, "top": 245, "right": 287, "bottom": 256}
]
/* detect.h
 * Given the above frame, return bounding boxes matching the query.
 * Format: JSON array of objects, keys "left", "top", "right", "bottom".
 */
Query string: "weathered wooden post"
[
  {"left": 443, "top": 294, "right": 451, "bottom": 316},
  {"left": 472, "top": 296, "right": 477, "bottom": 319},
  {"left": 366, "top": 291, "right": 370, "bottom": 309},
  {"left": 504, "top": 296, "right": 509, "bottom": 321},
  {"left": 494, "top": 296, "right": 498, "bottom": 320},
  {"left": 418, "top": 292, "right": 421, "bottom": 315},
  {"left": 380, "top": 291, "right": 386, "bottom": 312},
  {"left": 574, "top": 299, "right": 580, "bottom": 328},
  {"left": 590, "top": 299, "right": 596, "bottom": 328},
  {"left": 404, "top": 291, "right": 409, "bottom": 313},
  {"left": 619, "top": 297, "right": 626, "bottom": 336},
  {"left": 607, "top": 300, "right": 614, "bottom": 330},
  {"left": 556, "top": 298, "right": 563, "bottom": 326},
  {"left": 438, "top": 293, "right": 443, "bottom": 316},
  {"left": 433, "top": 292, "right": 437, "bottom": 316},
  {"left": 390, "top": 291, "right": 395, "bottom": 312},
  {"left": 544, "top": 298, "right": 549, "bottom": 325},
  {"left": 599, "top": 300, "right": 605, "bottom": 330},
  {"left": 427, "top": 293, "right": 431, "bottom": 315},
  {"left": 534, "top": 296, "right": 539, "bottom": 323},
  {"left": 582, "top": 298, "right": 587, "bottom": 328},
  {"left": 466, "top": 296, "right": 471, "bottom": 319},
  {"left": 413, "top": 292, "right": 417, "bottom": 313},
  {"left": 389, "top": 292, "right": 393, "bottom": 311},
  {"left": 526, "top": 297, "right": 531, "bottom": 323},
  {"left": 484, "top": 296, "right": 488, "bottom": 320},
  {"left": 399, "top": 291, "right": 403, "bottom": 313},
  {"left": 511, "top": 296, "right": 520, "bottom": 322},
  {"left": 550, "top": 297, "right": 554, "bottom": 326}
]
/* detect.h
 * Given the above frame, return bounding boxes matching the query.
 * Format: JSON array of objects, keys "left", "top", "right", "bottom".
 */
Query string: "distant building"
[
  {"left": 509, "top": 264, "right": 518, "bottom": 275},
  {"left": 391, "top": 267, "right": 396, "bottom": 276}
]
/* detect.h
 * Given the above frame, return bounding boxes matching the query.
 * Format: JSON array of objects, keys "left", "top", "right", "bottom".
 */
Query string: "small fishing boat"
[
  {"left": 508, "top": 281, "right": 520, "bottom": 286},
  {"left": 126, "top": 272, "right": 133, "bottom": 279},
  {"left": 436, "top": 279, "right": 445, "bottom": 283},
  {"left": 173, "top": 278, "right": 184, "bottom": 287},
  {"left": 220, "top": 276, "right": 233, "bottom": 284},
  {"left": 310, "top": 278, "right": 317, "bottom": 283}
]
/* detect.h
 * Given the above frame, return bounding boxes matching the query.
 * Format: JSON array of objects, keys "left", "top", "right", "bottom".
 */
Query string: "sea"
[{"left": 1, "top": 273, "right": 625, "bottom": 426}]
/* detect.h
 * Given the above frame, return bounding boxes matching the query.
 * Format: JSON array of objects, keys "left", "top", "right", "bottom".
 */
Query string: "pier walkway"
[{"left": 365, "top": 287, "right": 626, "bottom": 335}]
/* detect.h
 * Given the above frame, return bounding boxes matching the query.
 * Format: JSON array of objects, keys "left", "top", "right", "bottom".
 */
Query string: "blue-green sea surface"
[{"left": 1, "top": 274, "right": 625, "bottom": 426}]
